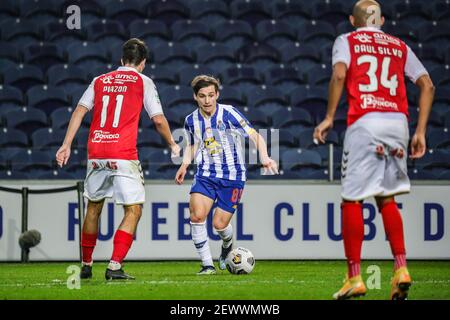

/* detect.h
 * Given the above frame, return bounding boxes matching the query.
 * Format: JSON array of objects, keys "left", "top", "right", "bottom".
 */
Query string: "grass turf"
[{"left": 0, "top": 261, "right": 449, "bottom": 300}]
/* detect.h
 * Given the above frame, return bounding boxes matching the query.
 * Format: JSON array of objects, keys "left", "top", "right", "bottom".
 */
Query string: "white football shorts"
[
  {"left": 84, "top": 159, "right": 145, "bottom": 205},
  {"left": 341, "top": 112, "right": 411, "bottom": 201}
]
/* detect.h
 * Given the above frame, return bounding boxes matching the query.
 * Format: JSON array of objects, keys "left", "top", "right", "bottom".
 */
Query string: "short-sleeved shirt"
[
  {"left": 331, "top": 27, "right": 428, "bottom": 126},
  {"left": 79, "top": 66, "right": 163, "bottom": 160},
  {"left": 184, "top": 103, "right": 256, "bottom": 181}
]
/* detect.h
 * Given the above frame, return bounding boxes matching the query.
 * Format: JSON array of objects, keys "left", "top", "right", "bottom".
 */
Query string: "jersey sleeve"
[
  {"left": 227, "top": 106, "right": 256, "bottom": 137},
  {"left": 142, "top": 76, "right": 164, "bottom": 118},
  {"left": 405, "top": 45, "right": 429, "bottom": 83},
  {"left": 332, "top": 34, "right": 351, "bottom": 68},
  {"left": 78, "top": 77, "right": 96, "bottom": 111},
  {"left": 184, "top": 118, "right": 194, "bottom": 146}
]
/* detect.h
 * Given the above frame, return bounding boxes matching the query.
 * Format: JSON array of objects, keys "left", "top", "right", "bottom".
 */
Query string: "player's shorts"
[
  {"left": 190, "top": 175, "right": 245, "bottom": 214},
  {"left": 341, "top": 112, "right": 410, "bottom": 201},
  {"left": 84, "top": 159, "right": 145, "bottom": 205}
]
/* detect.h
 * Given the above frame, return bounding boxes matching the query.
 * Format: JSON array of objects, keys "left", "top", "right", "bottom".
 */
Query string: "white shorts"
[
  {"left": 341, "top": 112, "right": 411, "bottom": 201},
  {"left": 84, "top": 159, "right": 145, "bottom": 205}
]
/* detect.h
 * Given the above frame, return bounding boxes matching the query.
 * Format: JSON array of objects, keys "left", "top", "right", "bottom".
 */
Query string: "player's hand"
[
  {"left": 410, "top": 133, "right": 426, "bottom": 159},
  {"left": 262, "top": 157, "right": 279, "bottom": 175},
  {"left": 170, "top": 143, "right": 181, "bottom": 159},
  {"left": 56, "top": 144, "right": 71, "bottom": 167},
  {"left": 313, "top": 117, "right": 334, "bottom": 144},
  {"left": 175, "top": 166, "right": 187, "bottom": 185}
]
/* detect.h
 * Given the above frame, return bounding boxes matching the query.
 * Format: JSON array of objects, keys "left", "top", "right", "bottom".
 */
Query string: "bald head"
[{"left": 351, "top": 0, "right": 384, "bottom": 28}]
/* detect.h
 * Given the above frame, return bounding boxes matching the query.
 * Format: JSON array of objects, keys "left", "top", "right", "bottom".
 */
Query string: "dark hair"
[
  {"left": 191, "top": 75, "right": 221, "bottom": 95},
  {"left": 122, "top": 38, "right": 148, "bottom": 65}
]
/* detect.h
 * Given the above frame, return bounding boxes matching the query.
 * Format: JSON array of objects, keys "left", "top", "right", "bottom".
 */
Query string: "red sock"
[
  {"left": 110, "top": 230, "right": 134, "bottom": 264},
  {"left": 380, "top": 201, "right": 406, "bottom": 270},
  {"left": 81, "top": 232, "right": 98, "bottom": 264},
  {"left": 341, "top": 202, "right": 364, "bottom": 278}
]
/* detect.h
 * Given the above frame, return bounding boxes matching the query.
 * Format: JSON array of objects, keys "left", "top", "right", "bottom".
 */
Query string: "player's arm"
[
  {"left": 175, "top": 123, "right": 197, "bottom": 185},
  {"left": 249, "top": 131, "right": 279, "bottom": 175},
  {"left": 410, "top": 74, "right": 435, "bottom": 159},
  {"left": 152, "top": 114, "right": 179, "bottom": 155},
  {"left": 314, "top": 35, "right": 350, "bottom": 144}
]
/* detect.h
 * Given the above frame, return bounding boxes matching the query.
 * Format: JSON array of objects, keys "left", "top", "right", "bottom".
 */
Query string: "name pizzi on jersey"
[{"left": 101, "top": 73, "right": 139, "bottom": 93}]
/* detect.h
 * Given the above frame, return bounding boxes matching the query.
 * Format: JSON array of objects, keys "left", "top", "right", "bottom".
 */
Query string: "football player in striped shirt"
[{"left": 175, "top": 75, "right": 278, "bottom": 274}]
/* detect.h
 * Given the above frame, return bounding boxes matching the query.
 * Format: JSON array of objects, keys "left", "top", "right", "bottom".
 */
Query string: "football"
[{"left": 225, "top": 247, "right": 255, "bottom": 274}]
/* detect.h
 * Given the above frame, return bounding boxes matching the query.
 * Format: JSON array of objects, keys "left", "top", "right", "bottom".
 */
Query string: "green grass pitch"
[{"left": 0, "top": 261, "right": 449, "bottom": 300}]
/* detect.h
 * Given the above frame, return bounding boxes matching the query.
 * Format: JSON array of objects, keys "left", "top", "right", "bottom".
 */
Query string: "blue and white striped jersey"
[{"left": 184, "top": 103, "right": 256, "bottom": 181}]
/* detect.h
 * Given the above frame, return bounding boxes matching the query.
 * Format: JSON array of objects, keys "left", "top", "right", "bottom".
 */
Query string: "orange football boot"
[
  {"left": 390, "top": 267, "right": 412, "bottom": 300},
  {"left": 333, "top": 275, "right": 367, "bottom": 300}
]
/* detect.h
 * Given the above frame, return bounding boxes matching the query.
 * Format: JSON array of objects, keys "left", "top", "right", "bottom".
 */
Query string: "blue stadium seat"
[
  {"left": 290, "top": 86, "right": 328, "bottom": 120},
  {"left": 413, "top": 149, "right": 450, "bottom": 170},
  {"left": 1, "top": 20, "right": 41, "bottom": 43},
  {"left": 189, "top": 0, "right": 230, "bottom": 23},
  {"left": 280, "top": 43, "right": 321, "bottom": 71},
  {"left": 76, "top": 129, "right": 90, "bottom": 148},
  {"left": 430, "top": 67, "right": 450, "bottom": 88},
  {"left": 5, "top": 107, "right": 48, "bottom": 135},
  {"left": 312, "top": 145, "right": 343, "bottom": 166},
  {"left": 218, "top": 86, "right": 245, "bottom": 106},
  {"left": 230, "top": 0, "right": 272, "bottom": 24},
  {"left": 105, "top": 0, "right": 146, "bottom": 27},
  {"left": 47, "top": 64, "right": 89, "bottom": 92},
  {"left": 255, "top": 20, "right": 297, "bottom": 48},
  {"left": 410, "top": 43, "right": 445, "bottom": 70},
  {"left": 3, "top": 64, "right": 45, "bottom": 92},
  {"left": 143, "top": 65, "right": 179, "bottom": 86},
  {"left": 336, "top": 21, "right": 354, "bottom": 36},
  {"left": 0, "top": 42, "right": 20, "bottom": 62},
  {"left": 297, "top": 21, "right": 336, "bottom": 47},
  {"left": 0, "top": 170, "right": 30, "bottom": 179},
  {"left": 171, "top": 20, "right": 213, "bottom": 48},
  {"left": 390, "top": 1, "right": 431, "bottom": 26},
  {"left": 27, "top": 85, "right": 69, "bottom": 115},
  {"left": 147, "top": 0, "right": 189, "bottom": 25},
  {"left": 212, "top": 20, "right": 254, "bottom": 50},
  {"left": 195, "top": 43, "right": 237, "bottom": 72},
  {"left": 23, "top": 43, "right": 66, "bottom": 71},
  {"left": 272, "top": 108, "right": 313, "bottom": 129},
  {"left": 178, "top": 65, "right": 215, "bottom": 86},
  {"left": 19, "top": 0, "right": 60, "bottom": 19},
  {"left": 430, "top": 0, "right": 450, "bottom": 21},
  {"left": 67, "top": 42, "right": 109, "bottom": 69},
  {"left": 237, "top": 42, "right": 281, "bottom": 70},
  {"left": 159, "top": 86, "right": 193, "bottom": 109},
  {"left": 31, "top": 127, "right": 65, "bottom": 150},
  {"left": 219, "top": 65, "right": 262, "bottom": 86},
  {"left": 153, "top": 43, "right": 195, "bottom": 69},
  {"left": 262, "top": 66, "right": 306, "bottom": 94},
  {"left": 0, "top": 128, "right": 28, "bottom": 147},
  {"left": 438, "top": 170, "right": 450, "bottom": 180},
  {"left": 36, "top": 169, "right": 76, "bottom": 179},
  {"left": 311, "top": 1, "right": 349, "bottom": 26},
  {"left": 11, "top": 149, "right": 54, "bottom": 172},
  {"left": 0, "top": 0, "right": 19, "bottom": 20},
  {"left": 444, "top": 111, "right": 450, "bottom": 129},
  {"left": 137, "top": 130, "right": 166, "bottom": 148},
  {"left": 271, "top": 130, "right": 298, "bottom": 147},
  {"left": 129, "top": 19, "right": 171, "bottom": 42},
  {"left": 307, "top": 65, "right": 331, "bottom": 86},
  {"left": 417, "top": 21, "right": 450, "bottom": 47},
  {"left": 85, "top": 20, "right": 128, "bottom": 42},
  {"left": 240, "top": 108, "right": 270, "bottom": 128},
  {"left": 50, "top": 107, "right": 73, "bottom": 130},
  {"left": 281, "top": 148, "right": 322, "bottom": 171},
  {"left": 427, "top": 129, "right": 450, "bottom": 149},
  {"left": 383, "top": 21, "right": 418, "bottom": 45},
  {"left": 43, "top": 21, "right": 85, "bottom": 44},
  {"left": 0, "top": 85, "right": 24, "bottom": 107},
  {"left": 244, "top": 86, "right": 287, "bottom": 109}
]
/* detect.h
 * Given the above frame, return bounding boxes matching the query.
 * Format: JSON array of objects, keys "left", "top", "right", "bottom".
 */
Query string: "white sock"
[
  {"left": 191, "top": 222, "right": 213, "bottom": 267},
  {"left": 108, "top": 260, "right": 121, "bottom": 271},
  {"left": 82, "top": 261, "right": 93, "bottom": 267},
  {"left": 216, "top": 224, "right": 233, "bottom": 248}
]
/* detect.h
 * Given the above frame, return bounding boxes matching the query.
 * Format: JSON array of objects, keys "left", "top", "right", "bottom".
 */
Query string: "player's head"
[
  {"left": 350, "top": 0, "right": 384, "bottom": 29},
  {"left": 191, "top": 75, "right": 221, "bottom": 115},
  {"left": 121, "top": 38, "right": 148, "bottom": 73}
]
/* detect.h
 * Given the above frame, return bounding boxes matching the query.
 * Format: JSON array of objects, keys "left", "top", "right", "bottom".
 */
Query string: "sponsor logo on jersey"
[
  {"left": 360, "top": 94, "right": 398, "bottom": 111},
  {"left": 354, "top": 33, "right": 372, "bottom": 43},
  {"left": 91, "top": 130, "right": 120, "bottom": 143},
  {"left": 101, "top": 75, "right": 114, "bottom": 84}
]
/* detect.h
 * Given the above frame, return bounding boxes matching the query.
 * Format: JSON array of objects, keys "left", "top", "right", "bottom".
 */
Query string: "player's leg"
[
  {"left": 80, "top": 199, "right": 104, "bottom": 279},
  {"left": 106, "top": 204, "right": 142, "bottom": 280},
  {"left": 190, "top": 191, "right": 216, "bottom": 275},
  {"left": 106, "top": 160, "right": 145, "bottom": 280},
  {"left": 214, "top": 181, "right": 244, "bottom": 270},
  {"left": 376, "top": 196, "right": 411, "bottom": 300}
]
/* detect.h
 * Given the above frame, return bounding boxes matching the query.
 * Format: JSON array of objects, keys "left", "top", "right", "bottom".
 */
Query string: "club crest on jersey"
[
  {"left": 354, "top": 33, "right": 372, "bottom": 43},
  {"left": 217, "top": 120, "right": 226, "bottom": 131}
]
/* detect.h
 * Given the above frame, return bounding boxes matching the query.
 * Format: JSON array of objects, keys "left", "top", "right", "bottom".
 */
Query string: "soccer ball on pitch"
[{"left": 225, "top": 247, "right": 255, "bottom": 274}]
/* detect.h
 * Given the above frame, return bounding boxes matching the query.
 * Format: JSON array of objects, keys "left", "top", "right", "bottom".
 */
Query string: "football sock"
[
  {"left": 341, "top": 202, "right": 364, "bottom": 278},
  {"left": 216, "top": 224, "right": 233, "bottom": 248},
  {"left": 110, "top": 229, "right": 134, "bottom": 268},
  {"left": 380, "top": 201, "right": 406, "bottom": 270},
  {"left": 191, "top": 222, "right": 213, "bottom": 267},
  {"left": 81, "top": 232, "right": 98, "bottom": 265}
]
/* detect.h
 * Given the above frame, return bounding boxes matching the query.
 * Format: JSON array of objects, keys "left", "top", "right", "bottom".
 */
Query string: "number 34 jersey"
[
  {"left": 332, "top": 27, "right": 429, "bottom": 126},
  {"left": 78, "top": 66, "right": 163, "bottom": 160}
]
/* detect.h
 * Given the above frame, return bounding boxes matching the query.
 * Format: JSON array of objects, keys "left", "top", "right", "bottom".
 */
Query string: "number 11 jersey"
[{"left": 78, "top": 66, "right": 163, "bottom": 160}]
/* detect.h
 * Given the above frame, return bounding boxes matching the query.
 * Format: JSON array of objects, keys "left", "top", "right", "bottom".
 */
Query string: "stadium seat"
[
  {"left": 409, "top": 167, "right": 438, "bottom": 180},
  {"left": 383, "top": 21, "right": 418, "bottom": 45},
  {"left": 255, "top": 20, "right": 297, "bottom": 48},
  {"left": 430, "top": 0, "right": 450, "bottom": 21},
  {"left": 417, "top": 21, "right": 450, "bottom": 47},
  {"left": 280, "top": 43, "right": 321, "bottom": 72},
  {"left": 11, "top": 149, "right": 54, "bottom": 172},
  {"left": 336, "top": 21, "right": 354, "bottom": 36},
  {"left": 240, "top": 108, "right": 270, "bottom": 129},
  {"left": 50, "top": 107, "right": 73, "bottom": 130},
  {"left": 23, "top": 43, "right": 66, "bottom": 71},
  {"left": 27, "top": 85, "right": 69, "bottom": 115},
  {"left": 281, "top": 148, "right": 322, "bottom": 171},
  {"left": 178, "top": 65, "right": 215, "bottom": 86},
  {"left": 159, "top": 86, "right": 193, "bottom": 109},
  {"left": 43, "top": 21, "right": 85, "bottom": 45},
  {"left": 47, "top": 64, "right": 89, "bottom": 92},
  {"left": 311, "top": 1, "right": 349, "bottom": 26},
  {"left": 1, "top": 20, "right": 42, "bottom": 43},
  {"left": 271, "top": 130, "right": 298, "bottom": 148},
  {"left": 0, "top": 128, "right": 28, "bottom": 147},
  {"left": 137, "top": 130, "right": 166, "bottom": 149},
  {"left": 189, "top": 0, "right": 230, "bottom": 23},
  {"left": 105, "top": 0, "right": 146, "bottom": 27},
  {"left": 390, "top": 1, "right": 431, "bottom": 26},
  {"left": 212, "top": 20, "right": 254, "bottom": 50},
  {"left": 429, "top": 67, "right": 450, "bottom": 89},
  {"left": 262, "top": 66, "right": 306, "bottom": 94},
  {"left": 171, "top": 20, "right": 213, "bottom": 48},
  {"left": 243, "top": 85, "right": 286, "bottom": 108},
  {"left": 427, "top": 129, "right": 450, "bottom": 149},
  {"left": 0, "top": 85, "right": 24, "bottom": 107},
  {"left": 0, "top": 170, "right": 30, "bottom": 179},
  {"left": 290, "top": 86, "right": 328, "bottom": 120},
  {"left": 153, "top": 43, "right": 195, "bottom": 69},
  {"left": 0, "top": 42, "right": 20, "bottom": 63},
  {"left": 5, "top": 107, "right": 48, "bottom": 135},
  {"left": 413, "top": 149, "right": 450, "bottom": 170},
  {"left": 438, "top": 170, "right": 450, "bottom": 180},
  {"left": 31, "top": 127, "right": 65, "bottom": 150},
  {"left": 219, "top": 65, "right": 262, "bottom": 86},
  {"left": 195, "top": 43, "right": 237, "bottom": 72},
  {"left": 85, "top": 20, "right": 128, "bottom": 42},
  {"left": 272, "top": 108, "right": 313, "bottom": 129},
  {"left": 230, "top": 0, "right": 272, "bottom": 24},
  {"left": 444, "top": 111, "right": 450, "bottom": 129},
  {"left": 67, "top": 42, "right": 110, "bottom": 69},
  {"left": 147, "top": 0, "right": 189, "bottom": 25},
  {"left": 143, "top": 65, "right": 179, "bottom": 86},
  {"left": 3, "top": 64, "right": 45, "bottom": 92},
  {"left": 237, "top": 42, "right": 281, "bottom": 70},
  {"left": 410, "top": 43, "right": 445, "bottom": 70},
  {"left": 217, "top": 86, "right": 245, "bottom": 106},
  {"left": 270, "top": 0, "right": 311, "bottom": 27},
  {"left": 20, "top": 0, "right": 60, "bottom": 19},
  {"left": 307, "top": 64, "right": 331, "bottom": 86},
  {"left": 0, "top": 0, "right": 19, "bottom": 20},
  {"left": 297, "top": 20, "right": 336, "bottom": 47}
]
